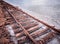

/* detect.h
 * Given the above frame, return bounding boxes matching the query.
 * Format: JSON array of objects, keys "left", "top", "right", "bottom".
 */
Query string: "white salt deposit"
[{"left": 6, "top": 25, "right": 18, "bottom": 44}]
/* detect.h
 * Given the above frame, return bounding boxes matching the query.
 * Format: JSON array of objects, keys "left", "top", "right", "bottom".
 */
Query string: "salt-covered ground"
[{"left": 26, "top": 0, "right": 60, "bottom": 29}]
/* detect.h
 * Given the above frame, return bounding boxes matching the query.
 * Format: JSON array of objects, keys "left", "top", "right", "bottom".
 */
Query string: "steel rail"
[
  {"left": 3, "top": 1, "right": 60, "bottom": 33},
  {"left": 1, "top": 1, "right": 60, "bottom": 44},
  {"left": 18, "top": 9, "right": 60, "bottom": 34},
  {"left": 4, "top": 7, "right": 38, "bottom": 44},
  {"left": 5, "top": 1, "right": 60, "bottom": 33}
]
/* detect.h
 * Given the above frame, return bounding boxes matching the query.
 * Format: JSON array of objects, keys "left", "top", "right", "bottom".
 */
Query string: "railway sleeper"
[
  {"left": 35, "top": 32, "right": 55, "bottom": 44},
  {"left": 31, "top": 27, "right": 51, "bottom": 38}
]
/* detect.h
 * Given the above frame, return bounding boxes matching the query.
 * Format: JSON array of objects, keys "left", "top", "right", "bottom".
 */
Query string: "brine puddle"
[{"left": 6, "top": 25, "right": 18, "bottom": 44}]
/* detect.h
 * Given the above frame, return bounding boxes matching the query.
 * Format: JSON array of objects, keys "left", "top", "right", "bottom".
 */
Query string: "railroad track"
[{"left": 0, "top": 0, "right": 60, "bottom": 44}]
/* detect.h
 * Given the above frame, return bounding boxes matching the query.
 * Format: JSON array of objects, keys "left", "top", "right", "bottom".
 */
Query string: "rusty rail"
[
  {"left": 18, "top": 9, "right": 60, "bottom": 34},
  {"left": 0, "top": 0, "right": 60, "bottom": 44},
  {"left": 5, "top": 7, "right": 38, "bottom": 44},
  {"left": 2, "top": 0, "right": 60, "bottom": 33}
]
